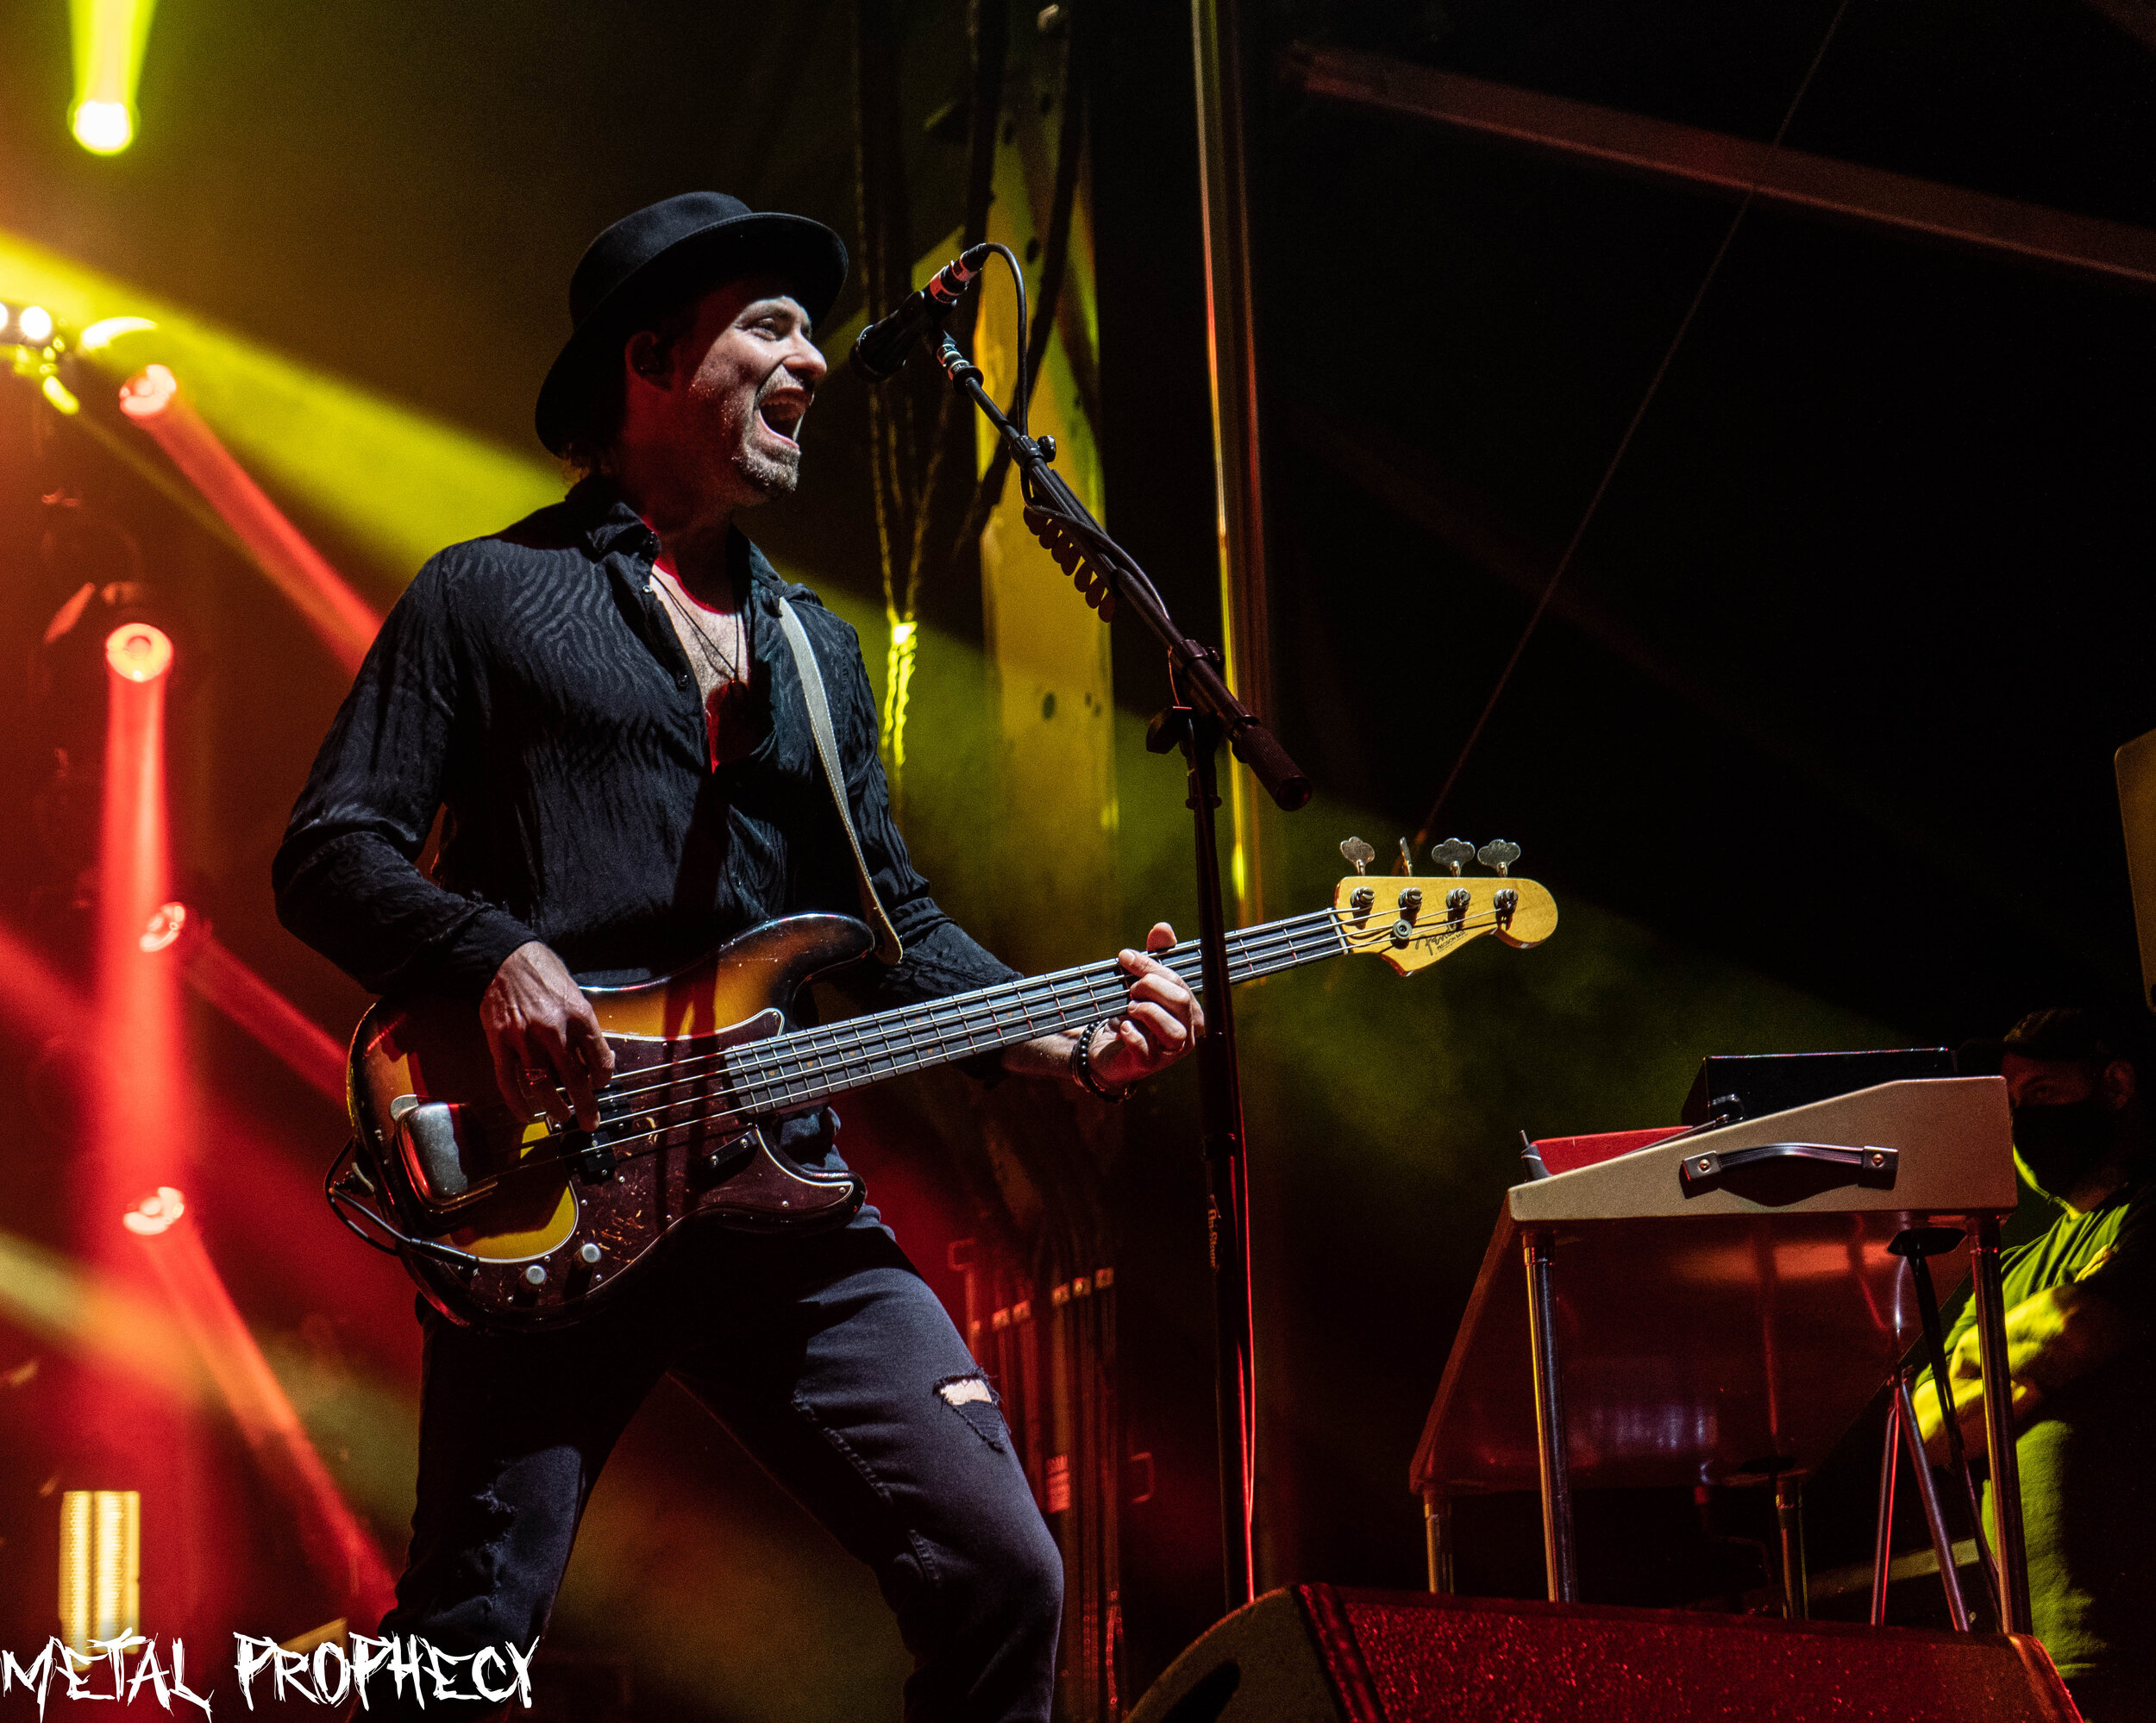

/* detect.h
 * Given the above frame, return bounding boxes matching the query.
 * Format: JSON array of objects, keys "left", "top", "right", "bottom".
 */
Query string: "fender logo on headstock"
[{"left": 1334, "top": 836, "right": 1557, "bottom": 977}]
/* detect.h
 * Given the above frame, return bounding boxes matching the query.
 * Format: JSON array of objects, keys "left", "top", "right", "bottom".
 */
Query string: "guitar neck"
[{"left": 723, "top": 908, "right": 1349, "bottom": 1114}]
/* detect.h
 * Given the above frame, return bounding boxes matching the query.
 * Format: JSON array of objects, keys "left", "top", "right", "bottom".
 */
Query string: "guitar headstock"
[{"left": 1332, "top": 836, "right": 1557, "bottom": 976}]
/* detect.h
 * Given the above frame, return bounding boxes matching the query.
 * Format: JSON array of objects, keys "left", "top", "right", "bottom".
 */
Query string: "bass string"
[
  {"left": 583, "top": 972, "right": 1145, "bottom": 1135},
  {"left": 573, "top": 915, "right": 1338, "bottom": 1115},
  {"left": 718, "top": 916, "right": 1350, "bottom": 1090},
  {"left": 576, "top": 905, "right": 1366, "bottom": 1113},
  {"left": 532, "top": 902, "right": 1517, "bottom": 1139},
  {"left": 672, "top": 896, "right": 1507, "bottom": 1093},
  {"left": 507, "top": 904, "right": 1523, "bottom": 1168},
  {"left": 561, "top": 902, "right": 1514, "bottom": 1129}
]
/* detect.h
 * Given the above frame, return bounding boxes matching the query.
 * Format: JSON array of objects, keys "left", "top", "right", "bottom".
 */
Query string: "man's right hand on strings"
[{"left": 481, "top": 940, "right": 616, "bottom": 1131}]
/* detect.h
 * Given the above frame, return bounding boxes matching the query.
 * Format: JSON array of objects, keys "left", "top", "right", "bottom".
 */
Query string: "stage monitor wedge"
[{"left": 1125, "top": 1585, "right": 2080, "bottom": 1723}]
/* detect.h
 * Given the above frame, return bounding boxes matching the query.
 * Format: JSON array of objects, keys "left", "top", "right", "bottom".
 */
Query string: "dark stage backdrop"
[{"left": 0, "top": 0, "right": 2148, "bottom": 1715}]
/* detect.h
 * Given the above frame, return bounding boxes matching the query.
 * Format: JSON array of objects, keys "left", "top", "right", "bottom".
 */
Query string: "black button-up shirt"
[{"left": 273, "top": 483, "right": 1018, "bottom": 1025}]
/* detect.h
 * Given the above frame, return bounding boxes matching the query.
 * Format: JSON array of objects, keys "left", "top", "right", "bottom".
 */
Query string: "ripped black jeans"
[{"left": 372, "top": 1213, "right": 1062, "bottom": 1721}]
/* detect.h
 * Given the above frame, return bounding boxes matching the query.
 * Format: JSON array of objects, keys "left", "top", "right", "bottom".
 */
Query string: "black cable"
[
  {"left": 940, "top": 14, "right": 1090, "bottom": 580},
  {"left": 990, "top": 241, "right": 1031, "bottom": 435},
  {"left": 1412, "top": 0, "right": 1858, "bottom": 850},
  {"left": 322, "top": 1141, "right": 405, "bottom": 1257},
  {"left": 323, "top": 1137, "right": 483, "bottom": 1267},
  {"left": 899, "top": 0, "right": 1011, "bottom": 608}
]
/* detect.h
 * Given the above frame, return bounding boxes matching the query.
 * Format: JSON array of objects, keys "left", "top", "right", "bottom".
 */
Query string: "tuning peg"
[
  {"left": 1395, "top": 837, "right": 1414, "bottom": 876},
  {"left": 1430, "top": 837, "right": 1476, "bottom": 877},
  {"left": 1476, "top": 838, "right": 1521, "bottom": 876},
  {"left": 1338, "top": 836, "right": 1375, "bottom": 877}
]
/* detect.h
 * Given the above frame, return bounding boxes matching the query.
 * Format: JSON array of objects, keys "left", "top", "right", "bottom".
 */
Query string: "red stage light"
[
  {"left": 126, "top": 1188, "right": 398, "bottom": 1626},
  {"left": 112, "top": 897, "right": 345, "bottom": 1100},
  {"left": 122, "top": 1185, "right": 186, "bottom": 1237},
  {"left": 0, "top": 914, "right": 421, "bottom": 1372},
  {"left": 116, "top": 360, "right": 178, "bottom": 420},
  {"left": 139, "top": 900, "right": 187, "bottom": 953},
  {"left": 103, "top": 620, "right": 172, "bottom": 683},
  {"left": 116, "top": 366, "right": 379, "bottom": 673},
  {"left": 80, "top": 617, "right": 209, "bottom": 1633},
  {"left": 96, "top": 612, "right": 190, "bottom": 1208},
  {"left": 185, "top": 930, "right": 346, "bottom": 1102}
]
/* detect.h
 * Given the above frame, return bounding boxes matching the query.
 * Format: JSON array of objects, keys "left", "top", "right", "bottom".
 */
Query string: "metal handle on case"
[{"left": 1677, "top": 1140, "right": 1898, "bottom": 1196}]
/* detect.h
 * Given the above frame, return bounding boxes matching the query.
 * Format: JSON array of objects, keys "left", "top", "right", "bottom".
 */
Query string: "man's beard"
[
  {"left": 728, "top": 375, "right": 806, "bottom": 497},
  {"left": 731, "top": 437, "right": 800, "bottom": 497}
]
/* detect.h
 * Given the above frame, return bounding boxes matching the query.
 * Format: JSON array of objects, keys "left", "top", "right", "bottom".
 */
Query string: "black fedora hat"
[{"left": 534, "top": 191, "right": 849, "bottom": 455}]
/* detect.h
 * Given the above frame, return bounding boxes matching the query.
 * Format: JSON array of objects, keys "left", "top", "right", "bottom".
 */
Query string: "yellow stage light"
[
  {"left": 18, "top": 304, "right": 53, "bottom": 344},
  {"left": 59, "top": 1490, "right": 140, "bottom": 1657},
  {"left": 80, "top": 315, "right": 155, "bottom": 352},
  {"left": 0, "top": 226, "right": 558, "bottom": 586},
  {"left": 41, "top": 374, "right": 81, "bottom": 415},
  {"left": 69, "top": 0, "right": 157, "bottom": 157},
  {"left": 71, "top": 101, "right": 133, "bottom": 155},
  {"left": 882, "top": 617, "right": 918, "bottom": 772},
  {"left": 0, "top": 1230, "right": 198, "bottom": 1399}
]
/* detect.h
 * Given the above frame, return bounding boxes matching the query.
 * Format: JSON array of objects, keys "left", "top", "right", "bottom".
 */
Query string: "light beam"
[
  {"left": 120, "top": 367, "right": 380, "bottom": 673},
  {"left": 0, "top": 224, "right": 556, "bottom": 579},
  {"left": 98, "top": 621, "right": 184, "bottom": 1192},
  {"left": 167, "top": 909, "right": 346, "bottom": 1102},
  {"left": 68, "top": 0, "right": 158, "bottom": 155},
  {"left": 0, "top": 913, "right": 420, "bottom": 1365},
  {"left": 72, "top": 617, "right": 197, "bottom": 1569},
  {"left": 0, "top": 1228, "right": 203, "bottom": 1399},
  {"left": 125, "top": 1190, "right": 398, "bottom": 1626}
]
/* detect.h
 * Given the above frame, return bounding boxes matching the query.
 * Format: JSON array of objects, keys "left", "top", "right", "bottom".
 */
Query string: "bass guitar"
[{"left": 331, "top": 851, "right": 1557, "bottom": 1328}]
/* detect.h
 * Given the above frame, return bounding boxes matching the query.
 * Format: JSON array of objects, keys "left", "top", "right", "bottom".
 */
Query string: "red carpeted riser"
[{"left": 1126, "top": 1585, "right": 2082, "bottom": 1723}]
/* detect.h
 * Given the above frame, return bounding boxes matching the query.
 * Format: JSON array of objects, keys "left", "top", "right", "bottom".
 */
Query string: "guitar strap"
[{"left": 774, "top": 596, "right": 903, "bottom": 966}]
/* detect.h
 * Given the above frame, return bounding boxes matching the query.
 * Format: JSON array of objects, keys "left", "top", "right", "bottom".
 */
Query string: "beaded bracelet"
[{"left": 1069, "top": 1018, "right": 1132, "bottom": 1103}]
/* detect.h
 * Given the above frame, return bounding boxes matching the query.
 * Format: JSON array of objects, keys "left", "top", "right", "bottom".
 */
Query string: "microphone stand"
[{"left": 930, "top": 332, "right": 1310, "bottom": 1611}]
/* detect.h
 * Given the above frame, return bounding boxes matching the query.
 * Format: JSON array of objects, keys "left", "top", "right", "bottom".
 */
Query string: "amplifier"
[{"left": 1125, "top": 1586, "right": 2080, "bottom": 1722}]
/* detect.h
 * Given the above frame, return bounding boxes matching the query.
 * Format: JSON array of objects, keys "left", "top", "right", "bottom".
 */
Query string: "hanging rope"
[
  {"left": 854, "top": 0, "right": 1012, "bottom": 804},
  {"left": 1411, "top": 0, "right": 1858, "bottom": 854},
  {"left": 901, "top": 0, "right": 1010, "bottom": 605},
  {"left": 941, "top": 2, "right": 1091, "bottom": 588},
  {"left": 853, "top": 0, "right": 921, "bottom": 799}
]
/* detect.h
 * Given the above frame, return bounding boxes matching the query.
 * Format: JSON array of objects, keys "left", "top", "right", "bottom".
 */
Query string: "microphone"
[{"left": 850, "top": 243, "right": 994, "bottom": 381}]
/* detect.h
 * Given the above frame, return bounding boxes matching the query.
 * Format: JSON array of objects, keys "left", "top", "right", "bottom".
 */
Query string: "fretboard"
[{"left": 721, "top": 907, "right": 1349, "bottom": 1114}]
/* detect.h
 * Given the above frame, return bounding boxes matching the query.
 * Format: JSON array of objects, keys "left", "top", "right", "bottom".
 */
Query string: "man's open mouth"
[{"left": 756, "top": 396, "right": 807, "bottom": 448}]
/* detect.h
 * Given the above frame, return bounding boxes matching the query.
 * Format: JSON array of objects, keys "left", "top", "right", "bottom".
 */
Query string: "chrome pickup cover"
[{"left": 397, "top": 1100, "right": 481, "bottom": 1208}]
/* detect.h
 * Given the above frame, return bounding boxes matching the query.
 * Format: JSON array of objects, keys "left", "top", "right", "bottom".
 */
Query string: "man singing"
[{"left": 274, "top": 192, "right": 1202, "bottom": 1720}]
